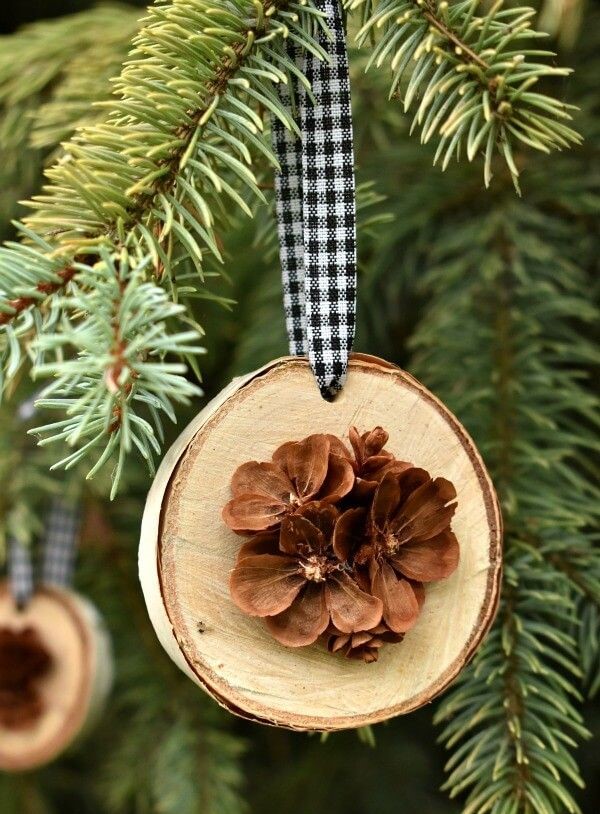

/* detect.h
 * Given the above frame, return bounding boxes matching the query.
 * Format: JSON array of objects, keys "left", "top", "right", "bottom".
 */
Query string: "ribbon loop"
[
  {"left": 41, "top": 499, "right": 80, "bottom": 589},
  {"left": 273, "top": 0, "right": 357, "bottom": 399},
  {"left": 7, "top": 498, "right": 79, "bottom": 608},
  {"left": 7, "top": 538, "right": 34, "bottom": 610}
]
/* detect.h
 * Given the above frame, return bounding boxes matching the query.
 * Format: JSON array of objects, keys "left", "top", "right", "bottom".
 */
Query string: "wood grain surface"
[
  {"left": 0, "top": 585, "right": 112, "bottom": 770},
  {"left": 139, "top": 356, "right": 502, "bottom": 730}
]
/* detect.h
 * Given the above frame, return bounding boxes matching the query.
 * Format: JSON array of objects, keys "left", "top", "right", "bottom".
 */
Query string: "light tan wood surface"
[
  {"left": 139, "top": 356, "right": 502, "bottom": 730},
  {"left": 0, "top": 585, "right": 112, "bottom": 770}
]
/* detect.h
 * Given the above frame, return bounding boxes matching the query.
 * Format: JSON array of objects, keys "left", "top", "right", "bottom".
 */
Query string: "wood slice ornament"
[
  {"left": 141, "top": 0, "right": 501, "bottom": 730},
  {"left": 0, "top": 583, "right": 113, "bottom": 770},
  {"left": 139, "top": 354, "right": 502, "bottom": 730}
]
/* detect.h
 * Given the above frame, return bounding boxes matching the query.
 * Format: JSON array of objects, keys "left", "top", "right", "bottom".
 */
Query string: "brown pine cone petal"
[
  {"left": 332, "top": 507, "right": 367, "bottom": 562},
  {"left": 326, "top": 621, "right": 405, "bottom": 663},
  {"left": 396, "top": 466, "right": 431, "bottom": 493},
  {"left": 346, "top": 630, "right": 374, "bottom": 647},
  {"left": 231, "top": 461, "right": 293, "bottom": 501},
  {"left": 348, "top": 426, "right": 402, "bottom": 478},
  {"left": 0, "top": 688, "right": 44, "bottom": 730},
  {"left": 391, "top": 530, "right": 460, "bottom": 582},
  {"left": 361, "top": 454, "right": 395, "bottom": 478},
  {"left": 0, "top": 627, "right": 53, "bottom": 730},
  {"left": 294, "top": 502, "right": 339, "bottom": 541},
  {"left": 273, "top": 434, "right": 330, "bottom": 501},
  {"left": 223, "top": 493, "right": 289, "bottom": 534},
  {"left": 369, "top": 560, "right": 421, "bottom": 633},
  {"left": 328, "top": 632, "right": 351, "bottom": 652},
  {"left": 362, "top": 427, "right": 389, "bottom": 458},
  {"left": 279, "top": 512, "right": 326, "bottom": 555},
  {"left": 237, "top": 533, "right": 281, "bottom": 561},
  {"left": 348, "top": 426, "right": 363, "bottom": 463},
  {"left": 0, "top": 627, "right": 52, "bottom": 689},
  {"left": 317, "top": 454, "right": 355, "bottom": 503},
  {"left": 413, "top": 581, "right": 426, "bottom": 608},
  {"left": 350, "top": 425, "right": 391, "bottom": 465},
  {"left": 350, "top": 459, "right": 412, "bottom": 504},
  {"left": 372, "top": 471, "right": 403, "bottom": 530},
  {"left": 325, "top": 572, "right": 383, "bottom": 634},
  {"left": 229, "top": 554, "right": 305, "bottom": 617},
  {"left": 391, "top": 477, "right": 457, "bottom": 543},
  {"left": 325, "top": 434, "right": 353, "bottom": 461},
  {"left": 350, "top": 478, "right": 378, "bottom": 502},
  {"left": 265, "top": 583, "right": 329, "bottom": 647}
]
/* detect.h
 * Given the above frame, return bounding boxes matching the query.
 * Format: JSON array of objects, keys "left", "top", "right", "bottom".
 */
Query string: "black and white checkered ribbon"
[
  {"left": 7, "top": 498, "right": 80, "bottom": 608},
  {"left": 7, "top": 538, "right": 34, "bottom": 609},
  {"left": 7, "top": 396, "right": 80, "bottom": 607},
  {"left": 272, "top": 0, "right": 357, "bottom": 399}
]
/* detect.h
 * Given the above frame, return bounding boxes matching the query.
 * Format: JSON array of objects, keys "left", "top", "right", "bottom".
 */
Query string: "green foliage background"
[{"left": 0, "top": 1, "right": 597, "bottom": 813}]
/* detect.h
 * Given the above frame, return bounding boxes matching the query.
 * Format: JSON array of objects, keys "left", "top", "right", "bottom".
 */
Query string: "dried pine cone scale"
[
  {"left": 230, "top": 503, "right": 383, "bottom": 647},
  {"left": 327, "top": 623, "right": 405, "bottom": 663},
  {"left": 224, "top": 427, "right": 460, "bottom": 663},
  {"left": 343, "top": 426, "right": 412, "bottom": 501},
  {"left": 222, "top": 434, "right": 355, "bottom": 533},
  {"left": 0, "top": 626, "right": 53, "bottom": 729}
]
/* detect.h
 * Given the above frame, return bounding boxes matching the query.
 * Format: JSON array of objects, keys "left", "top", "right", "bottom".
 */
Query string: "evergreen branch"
[
  {"left": 28, "top": 249, "right": 204, "bottom": 497},
  {"left": 0, "top": 5, "right": 140, "bottom": 154},
  {"left": 437, "top": 556, "right": 588, "bottom": 814},
  {"left": 578, "top": 597, "right": 600, "bottom": 699},
  {"left": 410, "top": 201, "right": 599, "bottom": 812},
  {"left": 348, "top": 0, "right": 581, "bottom": 191},
  {"left": 0, "top": 266, "right": 76, "bottom": 327},
  {"left": 0, "top": 0, "right": 325, "bottom": 490},
  {"left": 0, "top": 5, "right": 140, "bottom": 234},
  {"left": 19, "top": 0, "right": 311, "bottom": 259},
  {"left": 0, "top": 0, "right": 317, "bottom": 331}
]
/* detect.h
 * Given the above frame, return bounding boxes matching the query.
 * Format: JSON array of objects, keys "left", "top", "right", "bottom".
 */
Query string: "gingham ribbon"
[
  {"left": 272, "top": 0, "right": 357, "bottom": 399},
  {"left": 7, "top": 539, "right": 34, "bottom": 610},
  {"left": 8, "top": 498, "right": 80, "bottom": 608},
  {"left": 41, "top": 499, "right": 80, "bottom": 588}
]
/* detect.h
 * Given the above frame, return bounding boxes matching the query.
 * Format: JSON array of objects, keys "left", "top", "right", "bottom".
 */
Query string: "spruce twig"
[
  {"left": 348, "top": 0, "right": 581, "bottom": 191},
  {"left": 0, "top": 0, "right": 323, "bottom": 490}
]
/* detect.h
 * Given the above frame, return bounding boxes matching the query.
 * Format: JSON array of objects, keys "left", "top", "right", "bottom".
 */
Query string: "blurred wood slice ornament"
[
  {"left": 0, "top": 583, "right": 113, "bottom": 770},
  {"left": 139, "top": 354, "right": 502, "bottom": 731}
]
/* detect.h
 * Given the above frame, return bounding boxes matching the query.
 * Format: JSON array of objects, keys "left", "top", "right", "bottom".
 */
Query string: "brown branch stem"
[
  {"left": 123, "top": 0, "right": 284, "bottom": 228},
  {"left": 0, "top": 267, "right": 75, "bottom": 326},
  {"left": 422, "top": 7, "right": 489, "bottom": 72},
  {"left": 501, "top": 586, "right": 530, "bottom": 803}
]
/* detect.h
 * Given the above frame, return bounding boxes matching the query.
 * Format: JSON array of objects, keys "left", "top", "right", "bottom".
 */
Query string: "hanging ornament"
[
  {"left": 139, "top": 0, "right": 502, "bottom": 730},
  {"left": 0, "top": 500, "right": 112, "bottom": 771}
]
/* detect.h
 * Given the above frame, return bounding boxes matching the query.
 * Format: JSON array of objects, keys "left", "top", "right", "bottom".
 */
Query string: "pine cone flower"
[
  {"left": 326, "top": 579, "right": 425, "bottom": 663},
  {"left": 339, "top": 426, "right": 411, "bottom": 501},
  {"left": 229, "top": 503, "right": 383, "bottom": 646},
  {"left": 222, "top": 434, "right": 354, "bottom": 534},
  {"left": 357, "top": 468, "right": 459, "bottom": 633},
  {"left": 0, "top": 626, "right": 53, "bottom": 729},
  {"left": 225, "top": 427, "right": 460, "bottom": 661},
  {"left": 327, "top": 623, "right": 404, "bottom": 663}
]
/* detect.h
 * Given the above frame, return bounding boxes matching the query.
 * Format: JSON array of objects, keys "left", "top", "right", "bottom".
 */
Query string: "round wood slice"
[
  {"left": 139, "top": 355, "right": 502, "bottom": 730},
  {"left": 0, "top": 584, "right": 113, "bottom": 770}
]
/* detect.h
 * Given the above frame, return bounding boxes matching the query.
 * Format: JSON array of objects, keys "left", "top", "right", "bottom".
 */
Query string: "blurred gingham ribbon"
[
  {"left": 271, "top": 0, "right": 357, "bottom": 400},
  {"left": 8, "top": 395, "right": 80, "bottom": 607},
  {"left": 8, "top": 499, "right": 80, "bottom": 608},
  {"left": 7, "top": 539, "right": 34, "bottom": 610}
]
